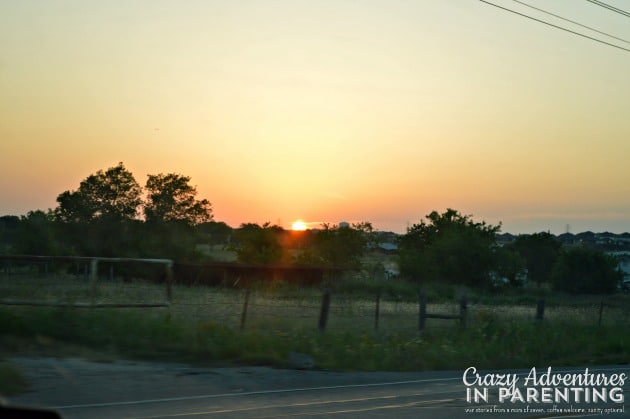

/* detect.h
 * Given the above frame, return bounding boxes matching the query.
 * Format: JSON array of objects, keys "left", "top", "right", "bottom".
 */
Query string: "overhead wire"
[
  {"left": 585, "top": 0, "right": 630, "bottom": 18},
  {"left": 478, "top": 0, "right": 630, "bottom": 53},
  {"left": 512, "top": 0, "right": 630, "bottom": 44}
]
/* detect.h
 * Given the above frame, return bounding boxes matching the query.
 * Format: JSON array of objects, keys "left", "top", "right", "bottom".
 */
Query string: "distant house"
[
  {"left": 607, "top": 251, "right": 630, "bottom": 291},
  {"left": 495, "top": 233, "right": 516, "bottom": 247},
  {"left": 366, "top": 240, "right": 398, "bottom": 255},
  {"left": 615, "top": 253, "right": 630, "bottom": 277},
  {"left": 377, "top": 242, "right": 398, "bottom": 254}
]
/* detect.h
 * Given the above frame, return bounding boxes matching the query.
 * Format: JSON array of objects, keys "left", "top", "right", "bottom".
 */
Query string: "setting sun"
[
  {"left": 291, "top": 220, "right": 307, "bottom": 231},
  {"left": 0, "top": 1, "right": 629, "bottom": 235}
]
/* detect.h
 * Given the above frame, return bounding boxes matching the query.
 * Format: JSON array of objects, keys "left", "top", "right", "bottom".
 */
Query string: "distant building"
[{"left": 495, "top": 233, "right": 516, "bottom": 247}]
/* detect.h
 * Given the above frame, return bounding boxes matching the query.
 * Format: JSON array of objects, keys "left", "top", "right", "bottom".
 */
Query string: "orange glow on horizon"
[{"left": 1, "top": 2, "right": 629, "bottom": 235}]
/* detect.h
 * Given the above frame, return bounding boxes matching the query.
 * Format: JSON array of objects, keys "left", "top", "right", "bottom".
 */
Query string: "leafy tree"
[
  {"left": 297, "top": 222, "right": 373, "bottom": 268},
  {"left": 144, "top": 173, "right": 212, "bottom": 226},
  {"left": 195, "top": 221, "right": 233, "bottom": 246},
  {"left": 231, "top": 223, "right": 283, "bottom": 264},
  {"left": 492, "top": 246, "right": 527, "bottom": 287},
  {"left": 511, "top": 232, "right": 561, "bottom": 286},
  {"left": 53, "top": 163, "right": 142, "bottom": 256},
  {"left": 13, "top": 210, "right": 61, "bottom": 255},
  {"left": 141, "top": 173, "right": 213, "bottom": 260},
  {"left": 399, "top": 209, "right": 500, "bottom": 287},
  {"left": 551, "top": 247, "right": 622, "bottom": 294},
  {"left": 55, "top": 162, "right": 142, "bottom": 223},
  {"left": 0, "top": 215, "right": 20, "bottom": 253},
  {"left": 140, "top": 219, "right": 200, "bottom": 260}
]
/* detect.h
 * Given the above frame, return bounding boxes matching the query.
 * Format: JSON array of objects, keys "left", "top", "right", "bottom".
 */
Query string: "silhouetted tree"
[
  {"left": 551, "top": 247, "right": 622, "bottom": 294},
  {"left": 0, "top": 215, "right": 20, "bottom": 253},
  {"left": 297, "top": 222, "right": 373, "bottom": 268},
  {"left": 492, "top": 246, "right": 527, "bottom": 287},
  {"left": 231, "top": 222, "right": 283, "bottom": 264},
  {"left": 53, "top": 163, "right": 142, "bottom": 256},
  {"left": 399, "top": 209, "right": 500, "bottom": 287},
  {"left": 511, "top": 232, "right": 561, "bottom": 287},
  {"left": 55, "top": 162, "right": 142, "bottom": 223},
  {"left": 196, "top": 221, "right": 233, "bottom": 246},
  {"left": 142, "top": 173, "right": 213, "bottom": 260},
  {"left": 10, "top": 210, "right": 60, "bottom": 255},
  {"left": 144, "top": 173, "right": 212, "bottom": 226}
]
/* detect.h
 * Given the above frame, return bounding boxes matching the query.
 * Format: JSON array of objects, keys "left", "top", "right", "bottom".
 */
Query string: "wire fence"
[
  {"left": 1, "top": 255, "right": 628, "bottom": 334},
  {"left": 0, "top": 256, "right": 171, "bottom": 308}
]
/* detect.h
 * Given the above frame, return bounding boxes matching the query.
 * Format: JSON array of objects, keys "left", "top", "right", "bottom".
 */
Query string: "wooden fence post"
[
  {"left": 165, "top": 261, "right": 173, "bottom": 304},
  {"left": 459, "top": 290, "right": 468, "bottom": 329},
  {"left": 535, "top": 299, "right": 545, "bottom": 321},
  {"left": 419, "top": 290, "right": 427, "bottom": 331},
  {"left": 90, "top": 258, "right": 99, "bottom": 305},
  {"left": 374, "top": 290, "right": 381, "bottom": 331},
  {"left": 318, "top": 288, "right": 331, "bottom": 332},
  {"left": 240, "top": 288, "right": 251, "bottom": 331}
]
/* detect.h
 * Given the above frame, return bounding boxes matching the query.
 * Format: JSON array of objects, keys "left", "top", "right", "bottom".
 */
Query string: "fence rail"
[
  {"left": 0, "top": 254, "right": 173, "bottom": 307},
  {"left": 0, "top": 300, "right": 169, "bottom": 308},
  {"left": 1, "top": 255, "right": 628, "bottom": 333}
]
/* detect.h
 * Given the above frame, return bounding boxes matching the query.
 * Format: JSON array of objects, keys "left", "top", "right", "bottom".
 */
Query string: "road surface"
[{"left": 6, "top": 357, "right": 630, "bottom": 418}]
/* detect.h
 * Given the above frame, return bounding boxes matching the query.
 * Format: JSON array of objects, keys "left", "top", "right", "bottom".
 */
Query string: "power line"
[
  {"left": 586, "top": 0, "right": 630, "bottom": 18},
  {"left": 478, "top": 0, "right": 630, "bottom": 53},
  {"left": 512, "top": 0, "right": 630, "bottom": 44}
]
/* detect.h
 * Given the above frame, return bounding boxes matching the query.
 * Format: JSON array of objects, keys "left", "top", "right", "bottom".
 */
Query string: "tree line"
[
  {"left": 0, "top": 163, "right": 624, "bottom": 294},
  {"left": 0, "top": 163, "right": 373, "bottom": 268},
  {"left": 399, "top": 209, "right": 622, "bottom": 294},
  {"left": 1, "top": 163, "right": 215, "bottom": 260}
]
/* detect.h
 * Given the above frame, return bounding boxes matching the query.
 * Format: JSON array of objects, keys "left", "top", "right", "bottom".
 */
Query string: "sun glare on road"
[{"left": 292, "top": 220, "right": 307, "bottom": 231}]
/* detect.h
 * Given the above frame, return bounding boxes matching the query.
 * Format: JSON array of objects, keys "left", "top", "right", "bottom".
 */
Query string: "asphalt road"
[{"left": 6, "top": 357, "right": 630, "bottom": 418}]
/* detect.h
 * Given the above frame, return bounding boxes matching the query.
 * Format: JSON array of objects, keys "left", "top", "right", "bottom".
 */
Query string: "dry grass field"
[{"left": 1, "top": 269, "right": 628, "bottom": 372}]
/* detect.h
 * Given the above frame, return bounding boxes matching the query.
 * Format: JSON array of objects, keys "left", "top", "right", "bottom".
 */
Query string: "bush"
[{"left": 551, "top": 247, "right": 622, "bottom": 294}]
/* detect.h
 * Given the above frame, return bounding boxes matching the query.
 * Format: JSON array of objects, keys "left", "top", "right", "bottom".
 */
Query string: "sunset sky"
[{"left": 1, "top": 0, "right": 629, "bottom": 234}]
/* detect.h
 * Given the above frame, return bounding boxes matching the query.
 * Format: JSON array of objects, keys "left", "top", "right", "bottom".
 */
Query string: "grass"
[
  {"left": 1, "top": 305, "right": 628, "bottom": 373},
  {"left": 0, "top": 274, "right": 628, "bottom": 379},
  {"left": 0, "top": 361, "right": 29, "bottom": 396}
]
